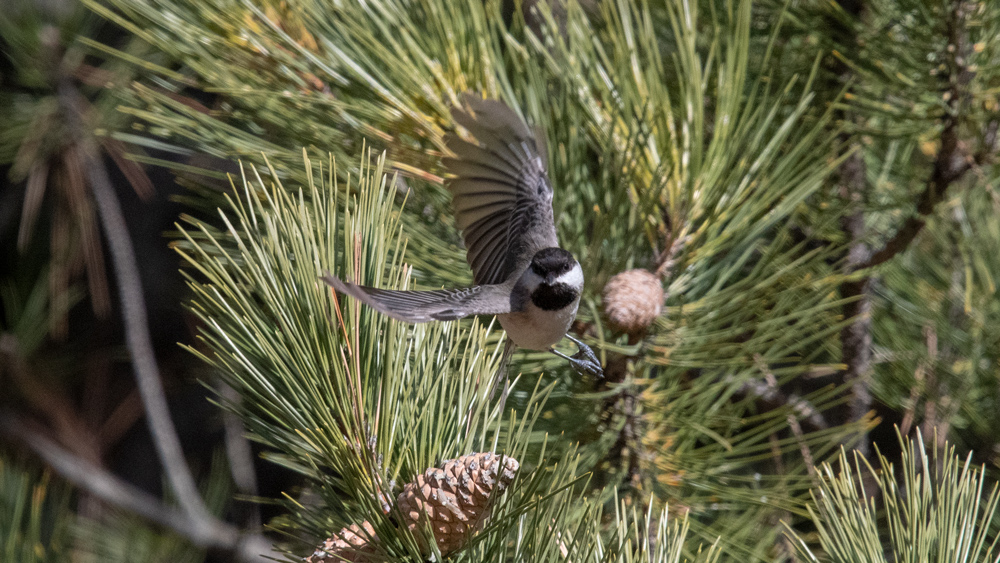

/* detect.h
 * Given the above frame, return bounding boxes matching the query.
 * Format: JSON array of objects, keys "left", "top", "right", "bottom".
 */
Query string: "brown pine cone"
[
  {"left": 396, "top": 452, "right": 519, "bottom": 556},
  {"left": 306, "top": 521, "right": 380, "bottom": 563},
  {"left": 602, "top": 269, "right": 665, "bottom": 337}
]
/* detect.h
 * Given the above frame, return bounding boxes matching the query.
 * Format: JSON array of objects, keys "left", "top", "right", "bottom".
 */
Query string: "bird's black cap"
[{"left": 530, "top": 247, "right": 576, "bottom": 278}]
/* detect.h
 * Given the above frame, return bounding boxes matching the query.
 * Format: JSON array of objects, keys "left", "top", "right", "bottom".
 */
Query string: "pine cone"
[
  {"left": 306, "top": 521, "right": 381, "bottom": 563},
  {"left": 396, "top": 452, "right": 519, "bottom": 556},
  {"left": 603, "top": 269, "right": 664, "bottom": 336}
]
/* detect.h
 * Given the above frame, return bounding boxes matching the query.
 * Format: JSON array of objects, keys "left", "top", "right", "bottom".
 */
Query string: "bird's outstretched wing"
[
  {"left": 322, "top": 274, "right": 511, "bottom": 323},
  {"left": 444, "top": 95, "right": 559, "bottom": 286}
]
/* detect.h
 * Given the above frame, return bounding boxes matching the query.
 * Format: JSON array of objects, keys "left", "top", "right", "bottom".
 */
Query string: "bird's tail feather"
[{"left": 322, "top": 273, "right": 506, "bottom": 323}]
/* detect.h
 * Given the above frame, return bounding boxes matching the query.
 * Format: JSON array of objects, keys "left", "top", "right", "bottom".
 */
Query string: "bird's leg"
[
  {"left": 488, "top": 339, "right": 517, "bottom": 414},
  {"left": 488, "top": 367, "right": 512, "bottom": 414},
  {"left": 551, "top": 335, "right": 604, "bottom": 378}
]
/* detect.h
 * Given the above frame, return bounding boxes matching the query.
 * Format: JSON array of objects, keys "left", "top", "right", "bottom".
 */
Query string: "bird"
[{"left": 322, "top": 94, "right": 603, "bottom": 382}]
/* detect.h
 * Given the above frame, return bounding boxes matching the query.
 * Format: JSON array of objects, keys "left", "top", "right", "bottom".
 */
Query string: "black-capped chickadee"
[{"left": 323, "top": 95, "right": 603, "bottom": 379}]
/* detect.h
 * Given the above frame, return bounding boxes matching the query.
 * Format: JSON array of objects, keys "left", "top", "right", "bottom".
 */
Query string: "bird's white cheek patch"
[{"left": 555, "top": 263, "right": 584, "bottom": 290}]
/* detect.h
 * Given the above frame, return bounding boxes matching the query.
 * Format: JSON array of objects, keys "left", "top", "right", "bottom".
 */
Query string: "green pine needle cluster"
[
  {"left": 176, "top": 151, "right": 520, "bottom": 552},
  {"left": 789, "top": 430, "right": 1000, "bottom": 563}
]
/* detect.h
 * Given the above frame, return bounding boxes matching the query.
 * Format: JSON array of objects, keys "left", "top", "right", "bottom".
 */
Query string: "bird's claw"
[
  {"left": 550, "top": 335, "right": 604, "bottom": 378},
  {"left": 566, "top": 336, "right": 604, "bottom": 379},
  {"left": 568, "top": 351, "right": 604, "bottom": 378}
]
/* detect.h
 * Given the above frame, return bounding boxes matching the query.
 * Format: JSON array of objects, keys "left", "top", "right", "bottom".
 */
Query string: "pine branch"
[
  {"left": 787, "top": 429, "right": 1000, "bottom": 562},
  {"left": 861, "top": 0, "right": 978, "bottom": 270},
  {"left": 862, "top": 130, "right": 969, "bottom": 269},
  {"left": 173, "top": 151, "right": 588, "bottom": 559}
]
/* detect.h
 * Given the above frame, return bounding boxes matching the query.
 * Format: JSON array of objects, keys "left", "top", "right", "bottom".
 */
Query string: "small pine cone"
[
  {"left": 602, "top": 269, "right": 664, "bottom": 336},
  {"left": 396, "top": 452, "right": 519, "bottom": 556},
  {"left": 306, "top": 521, "right": 381, "bottom": 563}
]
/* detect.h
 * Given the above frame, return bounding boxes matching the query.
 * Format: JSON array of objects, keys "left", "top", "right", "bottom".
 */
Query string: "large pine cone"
[
  {"left": 396, "top": 452, "right": 519, "bottom": 556},
  {"left": 306, "top": 521, "right": 380, "bottom": 563},
  {"left": 306, "top": 452, "right": 518, "bottom": 561},
  {"left": 602, "top": 269, "right": 665, "bottom": 336}
]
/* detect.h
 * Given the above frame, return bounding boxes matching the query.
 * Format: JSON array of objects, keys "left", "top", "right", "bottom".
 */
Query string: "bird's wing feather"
[
  {"left": 322, "top": 274, "right": 511, "bottom": 323},
  {"left": 444, "top": 95, "right": 559, "bottom": 286}
]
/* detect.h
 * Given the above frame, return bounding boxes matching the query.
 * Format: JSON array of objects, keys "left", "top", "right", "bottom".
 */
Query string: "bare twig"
[
  {"left": 736, "top": 371, "right": 829, "bottom": 431},
  {"left": 1, "top": 412, "right": 223, "bottom": 544},
  {"left": 767, "top": 434, "right": 785, "bottom": 475},
  {"left": 837, "top": 148, "right": 874, "bottom": 445},
  {"left": 220, "top": 383, "right": 262, "bottom": 530},
  {"left": 98, "top": 388, "right": 144, "bottom": 450},
  {"left": 654, "top": 233, "right": 688, "bottom": 279},
  {"left": 57, "top": 81, "right": 208, "bottom": 521},
  {"left": 0, "top": 334, "right": 103, "bottom": 465},
  {"left": 754, "top": 356, "right": 818, "bottom": 480},
  {"left": 819, "top": 0, "right": 875, "bottom": 454},
  {"left": 0, "top": 413, "right": 273, "bottom": 560}
]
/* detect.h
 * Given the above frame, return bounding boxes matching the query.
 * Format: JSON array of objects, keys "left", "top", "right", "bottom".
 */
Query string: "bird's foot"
[
  {"left": 569, "top": 343, "right": 604, "bottom": 378},
  {"left": 553, "top": 335, "right": 604, "bottom": 378}
]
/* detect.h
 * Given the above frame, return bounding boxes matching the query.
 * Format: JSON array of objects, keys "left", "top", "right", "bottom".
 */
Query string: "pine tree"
[{"left": 2, "top": 0, "right": 999, "bottom": 560}]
